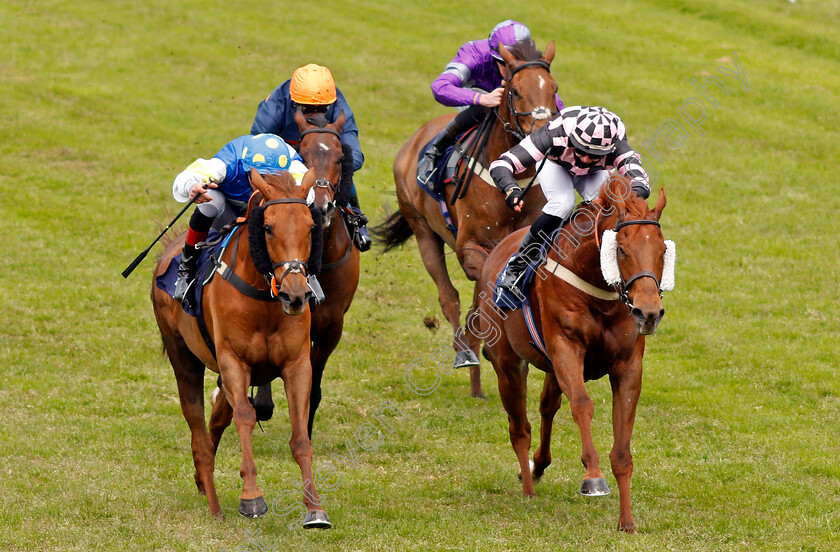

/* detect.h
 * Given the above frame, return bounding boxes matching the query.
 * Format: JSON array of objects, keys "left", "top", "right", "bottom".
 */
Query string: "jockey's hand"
[
  {"left": 189, "top": 180, "right": 217, "bottom": 203},
  {"left": 504, "top": 187, "right": 524, "bottom": 211},
  {"left": 479, "top": 88, "right": 504, "bottom": 108}
]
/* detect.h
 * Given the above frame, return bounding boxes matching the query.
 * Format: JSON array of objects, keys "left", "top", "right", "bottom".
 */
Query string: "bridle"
[
  {"left": 498, "top": 60, "right": 557, "bottom": 140},
  {"left": 260, "top": 197, "right": 311, "bottom": 297},
  {"left": 608, "top": 219, "right": 664, "bottom": 308},
  {"left": 299, "top": 126, "right": 343, "bottom": 201}
]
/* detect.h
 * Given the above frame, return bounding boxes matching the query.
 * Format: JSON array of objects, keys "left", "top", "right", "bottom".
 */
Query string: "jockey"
[
  {"left": 417, "top": 20, "right": 565, "bottom": 186},
  {"left": 171, "top": 133, "right": 309, "bottom": 303},
  {"left": 251, "top": 64, "right": 371, "bottom": 251},
  {"left": 489, "top": 106, "right": 651, "bottom": 300}
]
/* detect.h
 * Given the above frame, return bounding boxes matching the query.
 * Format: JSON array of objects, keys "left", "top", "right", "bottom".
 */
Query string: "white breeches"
[{"left": 538, "top": 163, "right": 609, "bottom": 219}]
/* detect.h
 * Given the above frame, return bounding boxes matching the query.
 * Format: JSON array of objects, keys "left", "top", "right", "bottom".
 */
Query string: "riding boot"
[
  {"left": 497, "top": 213, "right": 565, "bottom": 301},
  {"left": 173, "top": 209, "right": 213, "bottom": 303},
  {"left": 173, "top": 242, "right": 199, "bottom": 303},
  {"left": 347, "top": 191, "right": 371, "bottom": 252},
  {"left": 417, "top": 105, "right": 488, "bottom": 188}
]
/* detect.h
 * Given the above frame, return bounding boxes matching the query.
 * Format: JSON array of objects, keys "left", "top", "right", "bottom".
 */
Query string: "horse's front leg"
[
  {"left": 609, "top": 352, "right": 643, "bottom": 533},
  {"left": 218, "top": 353, "right": 267, "bottom": 518},
  {"left": 548, "top": 337, "right": 610, "bottom": 497},
  {"left": 281, "top": 358, "right": 331, "bottom": 529}
]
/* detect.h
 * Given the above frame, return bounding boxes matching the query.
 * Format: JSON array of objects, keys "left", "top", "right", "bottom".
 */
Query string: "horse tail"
[{"left": 372, "top": 210, "right": 413, "bottom": 252}]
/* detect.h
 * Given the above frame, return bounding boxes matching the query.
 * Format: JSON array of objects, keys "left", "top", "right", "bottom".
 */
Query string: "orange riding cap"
[{"left": 289, "top": 64, "right": 337, "bottom": 105}]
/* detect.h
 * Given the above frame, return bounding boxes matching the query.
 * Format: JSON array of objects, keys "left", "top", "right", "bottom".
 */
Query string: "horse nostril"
[
  {"left": 631, "top": 307, "right": 643, "bottom": 320},
  {"left": 658, "top": 308, "right": 665, "bottom": 320}
]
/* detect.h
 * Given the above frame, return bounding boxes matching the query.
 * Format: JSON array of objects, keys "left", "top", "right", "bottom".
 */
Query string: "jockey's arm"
[
  {"left": 610, "top": 140, "right": 650, "bottom": 199},
  {"left": 431, "top": 70, "right": 482, "bottom": 108},
  {"left": 489, "top": 133, "right": 545, "bottom": 193},
  {"left": 173, "top": 158, "right": 227, "bottom": 203}
]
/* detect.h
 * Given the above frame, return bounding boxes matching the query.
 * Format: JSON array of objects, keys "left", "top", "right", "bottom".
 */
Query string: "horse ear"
[
  {"left": 651, "top": 188, "right": 667, "bottom": 220},
  {"left": 249, "top": 168, "right": 270, "bottom": 197},
  {"left": 333, "top": 110, "right": 346, "bottom": 133},
  {"left": 543, "top": 41, "right": 555, "bottom": 65},
  {"left": 293, "top": 108, "right": 307, "bottom": 131},
  {"left": 499, "top": 43, "right": 516, "bottom": 67},
  {"left": 300, "top": 167, "right": 316, "bottom": 193}
]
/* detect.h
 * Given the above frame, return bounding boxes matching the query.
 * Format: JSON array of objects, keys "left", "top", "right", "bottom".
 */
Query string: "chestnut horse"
[
  {"left": 478, "top": 176, "right": 674, "bottom": 532},
  {"left": 248, "top": 111, "right": 360, "bottom": 436},
  {"left": 376, "top": 41, "right": 558, "bottom": 398},
  {"left": 152, "top": 169, "right": 331, "bottom": 527}
]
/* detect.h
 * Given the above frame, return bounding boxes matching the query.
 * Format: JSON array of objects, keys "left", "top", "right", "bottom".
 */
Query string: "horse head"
[
  {"left": 498, "top": 41, "right": 558, "bottom": 138},
  {"left": 294, "top": 109, "right": 349, "bottom": 224},
  {"left": 248, "top": 168, "right": 317, "bottom": 315},
  {"left": 597, "top": 175, "right": 673, "bottom": 335}
]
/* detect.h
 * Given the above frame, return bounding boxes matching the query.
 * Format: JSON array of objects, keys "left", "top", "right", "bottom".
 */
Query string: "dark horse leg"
[
  {"left": 532, "top": 372, "right": 563, "bottom": 480},
  {"left": 209, "top": 385, "right": 234, "bottom": 454},
  {"left": 308, "top": 326, "right": 342, "bottom": 438},
  {"left": 163, "top": 334, "right": 222, "bottom": 518}
]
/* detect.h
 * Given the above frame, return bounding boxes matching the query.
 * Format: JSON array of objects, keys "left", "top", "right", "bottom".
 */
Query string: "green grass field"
[{"left": 2, "top": 1, "right": 839, "bottom": 550}]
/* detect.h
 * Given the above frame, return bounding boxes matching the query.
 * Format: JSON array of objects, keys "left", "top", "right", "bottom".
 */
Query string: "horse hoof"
[
  {"left": 453, "top": 349, "right": 480, "bottom": 369},
  {"left": 580, "top": 478, "right": 610, "bottom": 496},
  {"left": 238, "top": 496, "right": 268, "bottom": 518},
  {"left": 302, "top": 509, "right": 332, "bottom": 529}
]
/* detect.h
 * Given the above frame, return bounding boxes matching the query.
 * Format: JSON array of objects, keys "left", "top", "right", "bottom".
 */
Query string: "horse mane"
[
  {"left": 259, "top": 170, "right": 308, "bottom": 199},
  {"left": 508, "top": 39, "right": 542, "bottom": 62}
]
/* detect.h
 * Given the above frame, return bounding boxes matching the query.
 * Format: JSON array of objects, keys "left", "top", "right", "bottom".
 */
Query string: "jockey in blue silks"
[{"left": 170, "top": 133, "right": 309, "bottom": 302}]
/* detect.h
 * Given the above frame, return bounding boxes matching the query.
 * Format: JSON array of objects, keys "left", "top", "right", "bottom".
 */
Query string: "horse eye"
[
  {"left": 511, "top": 88, "right": 520, "bottom": 98},
  {"left": 310, "top": 224, "right": 316, "bottom": 234},
  {"left": 618, "top": 246, "right": 627, "bottom": 259},
  {"left": 263, "top": 225, "right": 273, "bottom": 236}
]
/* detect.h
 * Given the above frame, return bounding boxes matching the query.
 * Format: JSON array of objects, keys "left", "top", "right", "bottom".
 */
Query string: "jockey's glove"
[
  {"left": 631, "top": 181, "right": 650, "bottom": 199},
  {"left": 504, "top": 186, "right": 524, "bottom": 210}
]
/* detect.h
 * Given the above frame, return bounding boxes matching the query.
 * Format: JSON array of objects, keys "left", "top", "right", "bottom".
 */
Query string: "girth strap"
[{"left": 196, "top": 313, "right": 217, "bottom": 360}]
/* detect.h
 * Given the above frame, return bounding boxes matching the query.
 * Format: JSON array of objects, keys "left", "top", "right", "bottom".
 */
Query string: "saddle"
[{"left": 415, "top": 127, "right": 478, "bottom": 199}]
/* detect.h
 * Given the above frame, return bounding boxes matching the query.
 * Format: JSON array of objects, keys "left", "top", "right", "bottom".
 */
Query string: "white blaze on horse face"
[{"left": 318, "top": 142, "right": 330, "bottom": 152}]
